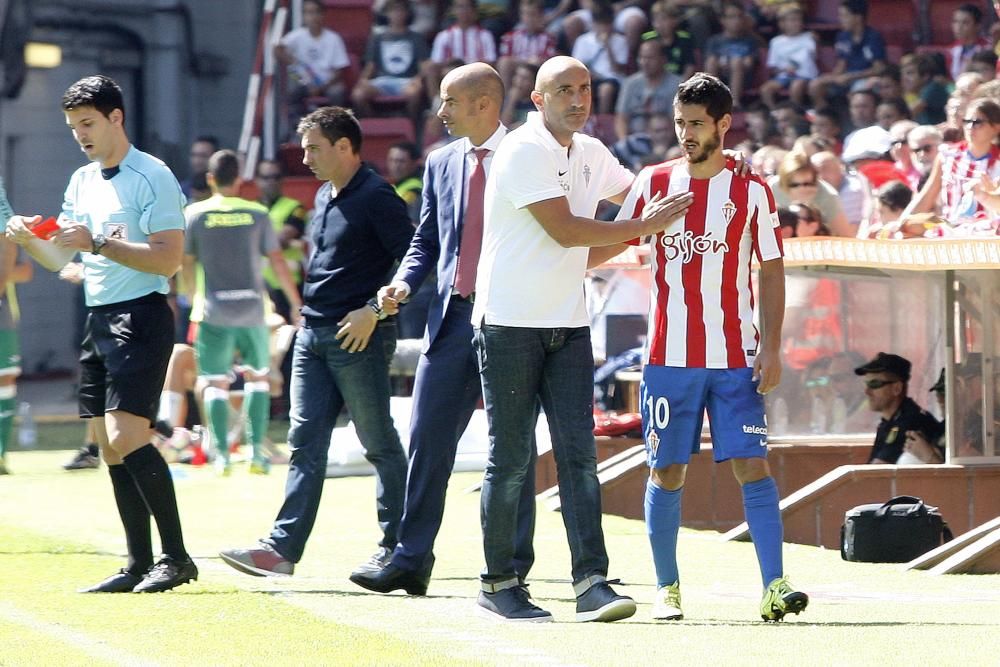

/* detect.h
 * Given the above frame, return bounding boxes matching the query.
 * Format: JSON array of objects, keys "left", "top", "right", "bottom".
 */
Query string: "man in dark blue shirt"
[
  {"left": 808, "top": 0, "right": 886, "bottom": 111},
  {"left": 219, "top": 107, "right": 414, "bottom": 578}
]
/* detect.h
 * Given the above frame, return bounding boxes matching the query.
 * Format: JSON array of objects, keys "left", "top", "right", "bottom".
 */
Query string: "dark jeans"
[
  {"left": 267, "top": 322, "right": 406, "bottom": 562},
  {"left": 476, "top": 324, "right": 609, "bottom": 587}
]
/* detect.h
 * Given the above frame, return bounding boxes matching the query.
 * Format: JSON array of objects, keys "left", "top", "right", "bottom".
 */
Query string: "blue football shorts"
[{"left": 639, "top": 365, "right": 769, "bottom": 467}]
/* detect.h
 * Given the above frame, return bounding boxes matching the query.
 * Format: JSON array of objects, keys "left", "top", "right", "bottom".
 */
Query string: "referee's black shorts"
[{"left": 78, "top": 292, "right": 174, "bottom": 425}]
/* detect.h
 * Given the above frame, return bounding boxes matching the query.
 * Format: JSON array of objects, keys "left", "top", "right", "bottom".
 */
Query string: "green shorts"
[
  {"left": 0, "top": 330, "right": 20, "bottom": 376},
  {"left": 195, "top": 322, "right": 270, "bottom": 378}
]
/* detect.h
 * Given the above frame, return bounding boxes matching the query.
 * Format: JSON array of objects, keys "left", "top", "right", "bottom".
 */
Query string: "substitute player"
[
  {"left": 182, "top": 149, "right": 301, "bottom": 476},
  {"left": 616, "top": 73, "right": 808, "bottom": 622},
  {"left": 6, "top": 75, "right": 196, "bottom": 593}
]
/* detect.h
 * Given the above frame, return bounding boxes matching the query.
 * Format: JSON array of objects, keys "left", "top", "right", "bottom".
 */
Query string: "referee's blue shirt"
[
  {"left": 61, "top": 145, "right": 186, "bottom": 307},
  {"left": 302, "top": 165, "right": 413, "bottom": 327}
]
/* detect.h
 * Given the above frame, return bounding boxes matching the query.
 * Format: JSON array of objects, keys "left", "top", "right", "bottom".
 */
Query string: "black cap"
[
  {"left": 929, "top": 368, "right": 945, "bottom": 393},
  {"left": 854, "top": 352, "right": 912, "bottom": 381}
]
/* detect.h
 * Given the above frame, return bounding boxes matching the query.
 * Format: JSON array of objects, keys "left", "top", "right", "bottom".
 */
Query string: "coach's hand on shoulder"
[
  {"left": 336, "top": 306, "right": 378, "bottom": 353},
  {"left": 4, "top": 215, "right": 41, "bottom": 245},
  {"left": 641, "top": 191, "right": 694, "bottom": 233},
  {"left": 752, "top": 348, "right": 782, "bottom": 395},
  {"left": 52, "top": 223, "right": 94, "bottom": 251},
  {"left": 722, "top": 149, "right": 753, "bottom": 177}
]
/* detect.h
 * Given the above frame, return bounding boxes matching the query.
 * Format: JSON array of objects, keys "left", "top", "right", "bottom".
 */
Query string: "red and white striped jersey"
[
  {"left": 499, "top": 28, "right": 556, "bottom": 61},
  {"left": 618, "top": 159, "right": 783, "bottom": 369},
  {"left": 939, "top": 142, "right": 1000, "bottom": 224},
  {"left": 430, "top": 25, "right": 497, "bottom": 64}
]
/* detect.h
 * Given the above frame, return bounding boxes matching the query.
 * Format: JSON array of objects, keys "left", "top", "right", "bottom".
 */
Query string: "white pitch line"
[{"left": 0, "top": 601, "right": 160, "bottom": 667}]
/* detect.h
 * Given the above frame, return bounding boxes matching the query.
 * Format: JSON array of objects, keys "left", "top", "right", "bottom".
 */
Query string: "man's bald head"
[
  {"left": 534, "top": 56, "right": 589, "bottom": 93},
  {"left": 441, "top": 62, "right": 504, "bottom": 108}
]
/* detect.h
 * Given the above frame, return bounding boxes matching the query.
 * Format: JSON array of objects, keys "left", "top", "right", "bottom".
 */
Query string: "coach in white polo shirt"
[{"left": 470, "top": 56, "right": 693, "bottom": 623}]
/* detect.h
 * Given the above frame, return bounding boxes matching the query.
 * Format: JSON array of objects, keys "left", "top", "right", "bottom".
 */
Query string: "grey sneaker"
[
  {"left": 575, "top": 581, "right": 636, "bottom": 622},
  {"left": 477, "top": 585, "right": 553, "bottom": 622},
  {"left": 63, "top": 445, "right": 100, "bottom": 470},
  {"left": 219, "top": 541, "right": 294, "bottom": 577}
]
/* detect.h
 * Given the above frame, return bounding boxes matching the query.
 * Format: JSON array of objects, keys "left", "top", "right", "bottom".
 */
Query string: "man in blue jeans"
[
  {"left": 471, "top": 56, "right": 694, "bottom": 622},
  {"left": 219, "top": 107, "right": 413, "bottom": 577}
]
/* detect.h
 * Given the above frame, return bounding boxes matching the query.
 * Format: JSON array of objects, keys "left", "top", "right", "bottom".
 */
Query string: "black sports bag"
[{"left": 841, "top": 495, "right": 953, "bottom": 563}]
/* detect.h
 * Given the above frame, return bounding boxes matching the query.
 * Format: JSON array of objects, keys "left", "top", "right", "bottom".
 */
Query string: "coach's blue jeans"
[
  {"left": 475, "top": 324, "right": 609, "bottom": 587},
  {"left": 267, "top": 321, "right": 406, "bottom": 562}
]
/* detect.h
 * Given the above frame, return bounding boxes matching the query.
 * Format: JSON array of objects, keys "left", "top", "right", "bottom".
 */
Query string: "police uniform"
[{"left": 868, "top": 396, "right": 943, "bottom": 464}]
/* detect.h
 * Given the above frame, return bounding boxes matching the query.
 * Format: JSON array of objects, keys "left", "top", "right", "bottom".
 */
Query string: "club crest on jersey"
[
  {"left": 646, "top": 429, "right": 660, "bottom": 456},
  {"left": 721, "top": 200, "right": 737, "bottom": 224},
  {"left": 660, "top": 230, "right": 729, "bottom": 263},
  {"left": 583, "top": 164, "right": 592, "bottom": 187}
]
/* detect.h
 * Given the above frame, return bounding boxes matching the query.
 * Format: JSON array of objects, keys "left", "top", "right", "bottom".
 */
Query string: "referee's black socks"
[
  {"left": 108, "top": 463, "right": 154, "bottom": 576},
  {"left": 122, "top": 444, "right": 189, "bottom": 562}
]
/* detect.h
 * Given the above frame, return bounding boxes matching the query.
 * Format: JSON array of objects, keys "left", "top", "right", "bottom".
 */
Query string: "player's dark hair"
[
  {"left": 208, "top": 149, "right": 240, "bottom": 187},
  {"left": 840, "top": 0, "right": 867, "bottom": 18},
  {"left": 956, "top": 3, "right": 982, "bottom": 24},
  {"left": 61, "top": 75, "right": 125, "bottom": 122},
  {"left": 297, "top": 106, "right": 363, "bottom": 154},
  {"left": 674, "top": 72, "right": 732, "bottom": 121}
]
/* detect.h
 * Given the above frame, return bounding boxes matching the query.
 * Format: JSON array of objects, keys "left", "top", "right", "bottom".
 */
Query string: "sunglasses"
[
  {"left": 911, "top": 144, "right": 936, "bottom": 154},
  {"left": 963, "top": 118, "right": 987, "bottom": 127},
  {"left": 890, "top": 139, "right": 905, "bottom": 148},
  {"left": 804, "top": 376, "right": 830, "bottom": 388},
  {"left": 864, "top": 378, "right": 899, "bottom": 389},
  {"left": 258, "top": 174, "right": 281, "bottom": 181},
  {"left": 789, "top": 181, "right": 817, "bottom": 188}
]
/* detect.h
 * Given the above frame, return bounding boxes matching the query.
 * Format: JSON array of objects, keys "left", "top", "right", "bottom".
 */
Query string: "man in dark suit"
[{"left": 349, "top": 62, "right": 537, "bottom": 595}]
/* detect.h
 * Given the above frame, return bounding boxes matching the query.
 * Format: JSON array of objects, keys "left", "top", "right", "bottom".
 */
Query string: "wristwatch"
[
  {"left": 91, "top": 233, "right": 108, "bottom": 255},
  {"left": 366, "top": 297, "right": 388, "bottom": 321}
]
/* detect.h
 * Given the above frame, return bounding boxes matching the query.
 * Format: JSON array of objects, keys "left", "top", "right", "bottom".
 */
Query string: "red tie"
[{"left": 454, "top": 148, "right": 489, "bottom": 298}]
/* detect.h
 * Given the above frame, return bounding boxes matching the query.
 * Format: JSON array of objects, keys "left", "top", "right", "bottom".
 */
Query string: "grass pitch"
[{"left": 1, "top": 445, "right": 998, "bottom": 666}]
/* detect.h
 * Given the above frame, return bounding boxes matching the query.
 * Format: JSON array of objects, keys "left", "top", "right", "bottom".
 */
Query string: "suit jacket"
[{"left": 394, "top": 128, "right": 505, "bottom": 350}]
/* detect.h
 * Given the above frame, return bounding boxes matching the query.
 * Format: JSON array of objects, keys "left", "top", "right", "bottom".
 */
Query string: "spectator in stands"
[
  {"left": 743, "top": 103, "right": 780, "bottom": 149},
  {"left": 875, "top": 63, "right": 902, "bottom": 103},
  {"left": 385, "top": 141, "right": 423, "bottom": 225},
  {"left": 811, "top": 151, "right": 870, "bottom": 232},
  {"left": 775, "top": 206, "right": 797, "bottom": 239},
  {"left": 887, "top": 119, "right": 920, "bottom": 190},
  {"left": 497, "top": 0, "right": 557, "bottom": 92},
  {"left": 808, "top": 0, "right": 886, "bottom": 111},
  {"left": 642, "top": 1, "right": 697, "bottom": 81},
  {"left": 858, "top": 179, "right": 913, "bottom": 239},
  {"left": 900, "top": 53, "right": 949, "bottom": 126},
  {"left": 703, "top": 1, "right": 760, "bottom": 104},
  {"left": 901, "top": 97, "right": 1000, "bottom": 231},
  {"left": 875, "top": 98, "right": 910, "bottom": 131},
  {"left": 571, "top": 1, "right": 630, "bottom": 114},
  {"left": 905, "top": 124, "right": 942, "bottom": 187},
  {"left": 854, "top": 352, "right": 942, "bottom": 464},
  {"left": 844, "top": 88, "right": 879, "bottom": 139},
  {"left": 809, "top": 108, "right": 843, "bottom": 154},
  {"left": 255, "top": 159, "right": 307, "bottom": 325},
  {"left": 476, "top": 0, "right": 517, "bottom": 37},
  {"left": 759, "top": 4, "right": 817, "bottom": 109},
  {"left": 180, "top": 136, "right": 218, "bottom": 201},
  {"left": 563, "top": 0, "right": 650, "bottom": 57},
  {"left": 616, "top": 111, "right": 677, "bottom": 170},
  {"left": 615, "top": 40, "right": 681, "bottom": 141},
  {"left": 791, "top": 134, "right": 833, "bottom": 159},
  {"left": 948, "top": 3, "right": 990, "bottom": 83},
  {"left": 276, "top": 0, "right": 350, "bottom": 126},
  {"left": 771, "top": 101, "right": 804, "bottom": 137},
  {"left": 425, "top": 0, "right": 498, "bottom": 103},
  {"left": 842, "top": 125, "right": 911, "bottom": 193},
  {"left": 751, "top": 144, "right": 788, "bottom": 178},
  {"left": 770, "top": 150, "right": 852, "bottom": 236},
  {"left": 788, "top": 201, "right": 829, "bottom": 238},
  {"left": 500, "top": 62, "right": 537, "bottom": 128},
  {"left": 352, "top": 0, "right": 428, "bottom": 122},
  {"left": 956, "top": 71, "right": 986, "bottom": 103}
]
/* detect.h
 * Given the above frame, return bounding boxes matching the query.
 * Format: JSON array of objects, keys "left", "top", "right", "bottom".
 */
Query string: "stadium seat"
[
  {"left": 359, "top": 117, "right": 415, "bottom": 173},
  {"left": 277, "top": 143, "right": 311, "bottom": 177},
  {"left": 323, "top": 0, "right": 374, "bottom": 55},
  {"left": 867, "top": 0, "right": 916, "bottom": 50}
]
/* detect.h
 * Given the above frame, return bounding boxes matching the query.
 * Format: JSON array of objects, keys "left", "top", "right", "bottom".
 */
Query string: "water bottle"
[{"left": 17, "top": 402, "right": 36, "bottom": 449}]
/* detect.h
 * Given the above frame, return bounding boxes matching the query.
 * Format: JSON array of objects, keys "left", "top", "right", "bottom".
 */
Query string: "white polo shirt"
[{"left": 472, "top": 112, "right": 634, "bottom": 328}]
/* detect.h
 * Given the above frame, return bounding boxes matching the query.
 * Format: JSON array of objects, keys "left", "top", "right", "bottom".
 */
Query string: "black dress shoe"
[
  {"left": 133, "top": 556, "right": 198, "bottom": 593},
  {"left": 349, "top": 556, "right": 434, "bottom": 596},
  {"left": 79, "top": 569, "right": 144, "bottom": 593}
]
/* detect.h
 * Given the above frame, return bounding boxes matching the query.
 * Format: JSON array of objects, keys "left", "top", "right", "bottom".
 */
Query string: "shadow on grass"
[{"left": 0, "top": 548, "right": 115, "bottom": 556}]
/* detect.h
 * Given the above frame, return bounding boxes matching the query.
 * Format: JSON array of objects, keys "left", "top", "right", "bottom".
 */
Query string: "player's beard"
[{"left": 688, "top": 131, "right": 721, "bottom": 164}]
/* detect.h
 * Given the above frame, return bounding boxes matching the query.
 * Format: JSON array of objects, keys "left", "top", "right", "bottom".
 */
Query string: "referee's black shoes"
[
  {"left": 349, "top": 555, "right": 434, "bottom": 596},
  {"left": 79, "top": 569, "right": 143, "bottom": 593},
  {"left": 132, "top": 556, "right": 198, "bottom": 593}
]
